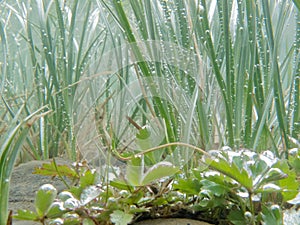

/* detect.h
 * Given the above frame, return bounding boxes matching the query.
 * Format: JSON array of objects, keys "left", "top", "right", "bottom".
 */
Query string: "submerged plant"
[
  {"left": 13, "top": 144, "right": 299, "bottom": 225},
  {"left": 2, "top": 0, "right": 300, "bottom": 224}
]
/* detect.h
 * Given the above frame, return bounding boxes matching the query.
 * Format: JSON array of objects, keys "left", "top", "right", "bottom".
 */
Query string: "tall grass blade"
[
  {"left": 291, "top": 11, "right": 300, "bottom": 141},
  {"left": 262, "top": 0, "right": 290, "bottom": 153},
  {"left": 0, "top": 106, "right": 46, "bottom": 224},
  {"left": 0, "top": 20, "right": 7, "bottom": 94}
]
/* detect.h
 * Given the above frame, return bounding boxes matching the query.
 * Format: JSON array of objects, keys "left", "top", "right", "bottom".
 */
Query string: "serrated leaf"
[
  {"left": 79, "top": 170, "right": 96, "bottom": 188},
  {"left": 261, "top": 168, "right": 287, "bottom": 185},
  {"left": 141, "top": 161, "right": 180, "bottom": 186},
  {"left": 69, "top": 186, "right": 83, "bottom": 199},
  {"left": 173, "top": 178, "right": 202, "bottom": 195},
  {"left": 276, "top": 161, "right": 299, "bottom": 201},
  {"left": 200, "top": 179, "right": 227, "bottom": 197},
  {"left": 63, "top": 217, "right": 81, "bottom": 225},
  {"left": 35, "top": 184, "right": 57, "bottom": 217},
  {"left": 205, "top": 173, "right": 238, "bottom": 190},
  {"left": 206, "top": 157, "right": 253, "bottom": 190},
  {"left": 250, "top": 159, "right": 268, "bottom": 179},
  {"left": 261, "top": 205, "right": 283, "bottom": 225},
  {"left": 33, "top": 161, "right": 78, "bottom": 179},
  {"left": 13, "top": 210, "right": 38, "bottom": 221},
  {"left": 110, "top": 210, "right": 134, "bottom": 225}
]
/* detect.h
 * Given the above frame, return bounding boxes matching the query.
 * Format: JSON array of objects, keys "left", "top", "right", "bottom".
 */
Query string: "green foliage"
[
  {"left": 125, "top": 156, "right": 180, "bottom": 186},
  {"left": 13, "top": 210, "right": 38, "bottom": 221},
  {"left": 110, "top": 210, "right": 134, "bottom": 225},
  {"left": 13, "top": 147, "right": 300, "bottom": 224},
  {"left": 33, "top": 161, "right": 79, "bottom": 178},
  {"left": 35, "top": 184, "right": 58, "bottom": 217},
  {"left": 261, "top": 205, "right": 284, "bottom": 225}
]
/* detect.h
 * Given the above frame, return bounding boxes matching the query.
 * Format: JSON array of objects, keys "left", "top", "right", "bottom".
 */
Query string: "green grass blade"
[
  {"left": 262, "top": 0, "right": 290, "bottom": 153},
  {"left": 199, "top": 0, "right": 234, "bottom": 146},
  {"left": 0, "top": 106, "right": 46, "bottom": 224},
  {"left": 291, "top": 11, "right": 300, "bottom": 140},
  {"left": 244, "top": 1, "right": 256, "bottom": 147},
  {"left": 0, "top": 20, "right": 7, "bottom": 93}
]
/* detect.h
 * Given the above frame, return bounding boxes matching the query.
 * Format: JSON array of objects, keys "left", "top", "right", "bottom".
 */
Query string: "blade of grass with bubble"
[{"left": 0, "top": 106, "right": 47, "bottom": 224}]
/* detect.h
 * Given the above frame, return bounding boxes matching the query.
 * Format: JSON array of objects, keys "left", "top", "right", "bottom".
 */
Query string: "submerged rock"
[{"left": 9, "top": 158, "right": 71, "bottom": 225}]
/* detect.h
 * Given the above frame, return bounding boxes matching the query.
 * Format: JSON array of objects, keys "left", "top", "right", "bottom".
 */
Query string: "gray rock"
[{"left": 9, "top": 158, "right": 71, "bottom": 224}]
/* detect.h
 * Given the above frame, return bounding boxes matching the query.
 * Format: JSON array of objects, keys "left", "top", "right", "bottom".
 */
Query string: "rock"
[
  {"left": 133, "top": 218, "right": 213, "bottom": 225},
  {"left": 9, "top": 158, "right": 71, "bottom": 224}
]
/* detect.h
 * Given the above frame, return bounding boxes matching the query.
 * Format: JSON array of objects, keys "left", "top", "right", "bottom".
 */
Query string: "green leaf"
[
  {"left": 289, "top": 156, "right": 300, "bottom": 174},
  {"left": 110, "top": 210, "right": 134, "bottom": 225},
  {"left": 277, "top": 162, "right": 299, "bottom": 201},
  {"left": 227, "top": 210, "right": 247, "bottom": 225},
  {"left": 33, "top": 161, "right": 78, "bottom": 179},
  {"left": 125, "top": 156, "right": 143, "bottom": 186},
  {"left": 204, "top": 172, "right": 237, "bottom": 190},
  {"left": 261, "top": 205, "right": 283, "bottom": 225},
  {"left": 206, "top": 157, "right": 253, "bottom": 190},
  {"left": 63, "top": 217, "right": 81, "bottom": 225},
  {"left": 110, "top": 179, "right": 133, "bottom": 191},
  {"left": 80, "top": 185, "right": 102, "bottom": 205},
  {"left": 13, "top": 210, "right": 38, "bottom": 221},
  {"left": 136, "top": 127, "right": 150, "bottom": 139},
  {"left": 201, "top": 179, "right": 227, "bottom": 197},
  {"left": 83, "top": 218, "right": 96, "bottom": 225},
  {"left": 46, "top": 202, "right": 65, "bottom": 218},
  {"left": 136, "top": 127, "right": 153, "bottom": 150},
  {"left": 69, "top": 186, "right": 83, "bottom": 200},
  {"left": 35, "top": 184, "right": 57, "bottom": 217},
  {"left": 123, "top": 191, "right": 144, "bottom": 205},
  {"left": 141, "top": 161, "right": 180, "bottom": 186},
  {"left": 260, "top": 168, "right": 287, "bottom": 185},
  {"left": 79, "top": 169, "right": 96, "bottom": 188},
  {"left": 173, "top": 178, "right": 202, "bottom": 195}
]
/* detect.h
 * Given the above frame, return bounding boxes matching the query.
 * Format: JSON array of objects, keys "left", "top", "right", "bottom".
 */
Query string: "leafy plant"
[{"left": 13, "top": 144, "right": 300, "bottom": 225}]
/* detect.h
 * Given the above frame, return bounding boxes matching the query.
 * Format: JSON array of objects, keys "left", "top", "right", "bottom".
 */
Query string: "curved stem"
[{"left": 113, "top": 142, "right": 209, "bottom": 161}]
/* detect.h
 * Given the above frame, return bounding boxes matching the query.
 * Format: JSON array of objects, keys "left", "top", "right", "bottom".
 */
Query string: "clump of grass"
[
  {"left": 0, "top": 0, "right": 106, "bottom": 161},
  {"left": 95, "top": 0, "right": 299, "bottom": 159}
]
